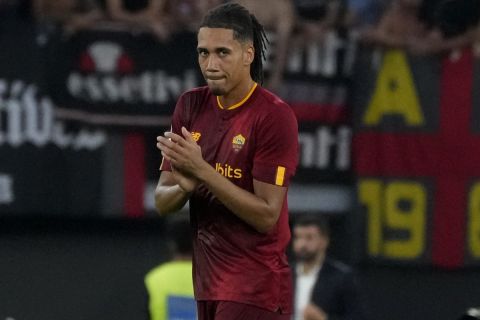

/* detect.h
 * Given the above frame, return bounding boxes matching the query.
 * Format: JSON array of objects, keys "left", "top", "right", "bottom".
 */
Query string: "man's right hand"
[{"left": 171, "top": 165, "right": 199, "bottom": 193}]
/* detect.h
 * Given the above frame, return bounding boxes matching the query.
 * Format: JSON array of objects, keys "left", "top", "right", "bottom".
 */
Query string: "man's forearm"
[
  {"left": 154, "top": 184, "right": 190, "bottom": 215},
  {"left": 197, "top": 163, "right": 284, "bottom": 233}
]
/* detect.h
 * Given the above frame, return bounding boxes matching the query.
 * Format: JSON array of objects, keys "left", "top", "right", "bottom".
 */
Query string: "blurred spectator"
[
  {"left": 359, "top": 0, "right": 428, "bottom": 50},
  {"left": 168, "top": 0, "right": 212, "bottom": 33},
  {"left": 346, "top": 0, "right": 390, "bottom": 28},
  {"left": 358, "top": 0, "right": 480, "bottom": 56},
  {"left": 33, "top": 0, "right": 104, "bottom": 34},
  {"left": 144, "top": 215, "right": 195, "bottom": 320},
  {"left": 417, "top": 0, "right": 443, "bottom": 29},
  {"left": 432, "top": 0, "right": 480, "bottom": 38},
  {"left": 292, "top": 215, "right": 366, "bottom": 320},
  {"left": 0, "top": 0, "right": 34, "bottom": 23},
  {"left": 104, "top": 0, "right": 171, "bottom": 40},
  {"left": 293, "top": 0, "right": 346, "bottom": 44},
  {"left": 232, "top": 0, "right": 294, "bottom": 93},
  {"left": 408, "top": 0, "right": 480, "bottom": 56}
]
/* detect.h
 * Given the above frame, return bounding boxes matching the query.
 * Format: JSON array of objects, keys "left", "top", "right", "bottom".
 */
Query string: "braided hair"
[{"left": 199, "top": 2, "right": 269, "bottom": 84}]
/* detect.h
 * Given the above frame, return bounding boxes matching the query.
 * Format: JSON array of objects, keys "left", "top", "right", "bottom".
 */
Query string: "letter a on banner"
[{"left": 363, "top": 49, "right": 424, "bottom": 126}]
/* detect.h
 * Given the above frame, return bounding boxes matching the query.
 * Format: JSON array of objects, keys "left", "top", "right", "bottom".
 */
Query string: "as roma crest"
[{"left": 232, "top": 134, "right": 246, "bottom": 152}]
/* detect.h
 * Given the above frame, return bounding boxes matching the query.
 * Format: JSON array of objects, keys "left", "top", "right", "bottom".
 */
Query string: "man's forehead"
[
  {"left": 294, "top": 225, "right": 324, "bottom": 235},
  {"left": 197, "top": 27, "right": 250, "bottom": 48},
  {"left": 198, "top": 27, "right": 235, "bottom": 41}
]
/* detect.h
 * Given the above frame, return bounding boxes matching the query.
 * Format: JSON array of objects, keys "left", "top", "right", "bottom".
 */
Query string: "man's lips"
[{"left": 206, "top": 76, "right": 224, "bottom": 80}]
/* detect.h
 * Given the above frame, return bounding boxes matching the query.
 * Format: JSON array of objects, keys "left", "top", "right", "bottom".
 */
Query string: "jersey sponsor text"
[{"left": 215, "top": 162, "right": 242, "bottom": 179}]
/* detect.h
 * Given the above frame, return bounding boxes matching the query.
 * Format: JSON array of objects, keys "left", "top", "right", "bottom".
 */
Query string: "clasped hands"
[{"left": 156, "top": 127, "right": 204, "bottom": 192}]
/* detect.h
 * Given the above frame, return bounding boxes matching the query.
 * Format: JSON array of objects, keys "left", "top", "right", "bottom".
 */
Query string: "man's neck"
[
  {"left": 218, "top": 78, "right": 256, "bottom": 109},
  {"left": 301, "top": 254, "right": 325, "bottom": 274}
]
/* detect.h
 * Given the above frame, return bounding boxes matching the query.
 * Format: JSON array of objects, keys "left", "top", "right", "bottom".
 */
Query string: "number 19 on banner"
[{"left": 359, "top": 179, "right": 428, "bottom": 261}]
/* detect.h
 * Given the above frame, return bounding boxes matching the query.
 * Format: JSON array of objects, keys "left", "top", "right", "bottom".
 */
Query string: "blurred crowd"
[{"left": 1, "top": 0, "right": 480, "bottom": 89}]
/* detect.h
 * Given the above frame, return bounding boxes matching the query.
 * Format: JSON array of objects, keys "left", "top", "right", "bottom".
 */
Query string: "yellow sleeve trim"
[{"left": 275, "top": 166, "right": 286, "bottom": 186}]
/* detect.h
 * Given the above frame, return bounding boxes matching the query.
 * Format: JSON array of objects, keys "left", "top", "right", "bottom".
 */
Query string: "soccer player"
[{"left": 154, "top": 3, "right": 299, "bottom": 320}]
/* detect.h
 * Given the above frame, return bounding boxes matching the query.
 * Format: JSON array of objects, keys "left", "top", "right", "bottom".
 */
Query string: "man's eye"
[
  {"left": 199, "top": 51, "right": 208, "bottom": 57},
  {"left": 219, "top": 50, "right": 228, "bottom": 56}
]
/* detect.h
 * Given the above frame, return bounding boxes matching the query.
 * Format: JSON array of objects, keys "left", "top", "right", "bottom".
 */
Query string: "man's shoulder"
[
  {"left": 254, "top": 86, "right": 297, "bottom": 123},
  {"left": 255, "top": 86, "right": 291, "bottom": 110},
  {"left": 180, "top": 85, "right": 211, "bottom": 101},
  {"left": 184, "top": 85, "right": 210, "bottom": 95},
  {"left": 323, "top": 258, "right": 354, "bottom": 276},
  {"left": 313, "top": 259, "right": 356, "bottom": 292},
  {"left": 175, "top": 86, "right": 211, "bottom": 117}
]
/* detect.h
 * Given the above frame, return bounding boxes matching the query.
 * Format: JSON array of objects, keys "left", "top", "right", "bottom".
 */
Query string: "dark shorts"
[{"left": 197, "top": 300, "right": 291, "bottom": 320}]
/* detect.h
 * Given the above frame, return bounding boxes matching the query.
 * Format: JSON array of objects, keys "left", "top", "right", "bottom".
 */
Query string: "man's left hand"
[
  {"left": 303, "top": 303, "right": 328, "bottom": 320},
  {"left": 157, "top": 127, "right": 205, "bottom": 178}
]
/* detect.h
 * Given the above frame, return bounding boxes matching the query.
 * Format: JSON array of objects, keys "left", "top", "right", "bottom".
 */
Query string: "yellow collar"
[{"left": 217, "top": 82, "right": 258, "bottom": 110}]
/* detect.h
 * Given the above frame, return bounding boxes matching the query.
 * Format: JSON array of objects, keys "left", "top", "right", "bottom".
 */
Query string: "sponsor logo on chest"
[
  {"left": 195, "top": 131, "right": 246, "bottom": 179},
  {"left": 215, "top": 163, "right": 242, "bottom": 179}
]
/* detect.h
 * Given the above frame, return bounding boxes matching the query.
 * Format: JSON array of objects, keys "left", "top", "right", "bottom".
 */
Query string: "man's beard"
[
  {"left": 295, "top": 250, "right": 318, "bottom": 264},
  {"left": 210, "top": 86, "right": 226, "bottom": 96}
]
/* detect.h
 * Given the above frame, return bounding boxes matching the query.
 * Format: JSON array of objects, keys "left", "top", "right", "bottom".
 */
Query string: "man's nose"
[
  {"left": 295, "top": 240, "right": 306, "bottom": 248},
  {"left": 206, "top": 55, "right": 219, "bottom": 71}
]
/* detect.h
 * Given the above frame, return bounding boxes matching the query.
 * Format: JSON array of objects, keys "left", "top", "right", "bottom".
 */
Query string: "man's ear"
[{"left": 244, "top": 45, "right": 255, "bottom": 65}]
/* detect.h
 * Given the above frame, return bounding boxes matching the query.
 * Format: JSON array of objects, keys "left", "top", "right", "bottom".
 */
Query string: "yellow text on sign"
[
  {"left": 359, "top": 179, "right": 427, "bottom": 259},
  {"left": 362, "top": 49, "right": 424, "bottom": 126},
  {"left": 468, "top": 183, "right": 480, "bottom": 258}
]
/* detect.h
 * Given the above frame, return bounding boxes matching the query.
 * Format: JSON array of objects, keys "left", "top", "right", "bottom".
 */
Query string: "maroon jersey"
[{"left": 160, "top": 84, "right": 298, "bottom": 313}]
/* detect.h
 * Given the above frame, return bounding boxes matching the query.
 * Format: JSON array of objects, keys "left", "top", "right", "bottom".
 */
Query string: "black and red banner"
[
  {"left": 1, "top": 25, "right": 355, "bottom": 218},
  {"left": 47, "top": 28, "right": 202, "bottom": 127},
  {"left": 0, "top": 21, "right": 107, "bottom": 216},
  {"left": 279, "top": 30, "right": 355, "bottom": 187},
  {"left": 353, "top": 47, "right": 480, "bottom": 268}
]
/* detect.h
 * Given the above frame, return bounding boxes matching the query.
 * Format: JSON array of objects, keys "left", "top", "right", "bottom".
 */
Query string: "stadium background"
[{"left": 1, "top": 0, "right": 480, "bottom": 319}]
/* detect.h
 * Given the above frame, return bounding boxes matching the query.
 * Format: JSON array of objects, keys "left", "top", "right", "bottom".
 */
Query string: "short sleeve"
[{"left": 252, "top": 105, "right": 298, "bottom": 187}]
